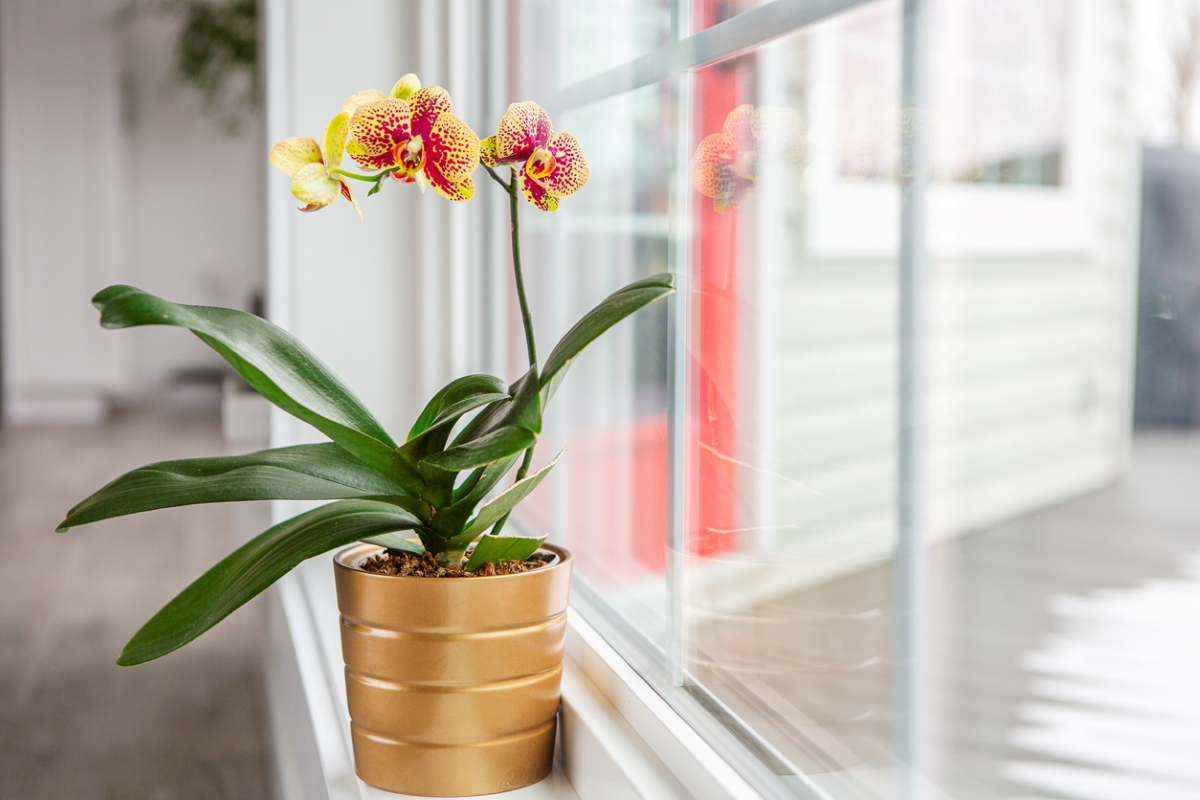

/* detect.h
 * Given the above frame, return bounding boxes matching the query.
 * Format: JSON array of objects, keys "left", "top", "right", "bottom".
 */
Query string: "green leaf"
[
  {"left": 451, "top": 367, "right": 539, "bottom": 448},
  {"left": 508, "top": 365, "right": 543, "bottom": 434},
  {"left": 361, "top": 532, "right": 425, "bottom": 555},
  {"left": 461, "top": 449, "right": 564, "bottom": 538},
  {"left": 464, "top": 534, "right": 547, "bottom": 571},
  {"left": 91, "top": 286, "right": 412, "bottom": 486},
  {"left": 539, "top": 273, "right": 675, "bottom": 403},
  {"left": 398, "top": 387, "right": 512, "bottom": 466},
  {"left": 118, "top": 499, "right": 422, "bottom": 666},
  {"left": 407, "top": 374, "right": 508, "bottom": 440},
  {"left": 359, "top": 495, "right": 432, "bottom": 522},
  {"left": 421, "top": 426, "right": 536, "bottom": 472},
  {"left": 438, "top": 454, "right": 521, "bottom": 536},
  {"left": 58, "top": 444, "right": 409, "bottom": 532}
]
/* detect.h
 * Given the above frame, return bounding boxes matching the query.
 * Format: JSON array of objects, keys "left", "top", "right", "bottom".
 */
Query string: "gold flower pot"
[{"left": 333, "top": 543, "right": 573, "bottom": 797}]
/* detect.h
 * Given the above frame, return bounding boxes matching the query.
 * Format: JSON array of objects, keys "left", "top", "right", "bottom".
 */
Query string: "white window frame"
[
  {"left": 477, "top": 2, "right": 936, "bottom": 799},
  {"left": 260, "top": 1, "right": 944, "bottom": 798}
]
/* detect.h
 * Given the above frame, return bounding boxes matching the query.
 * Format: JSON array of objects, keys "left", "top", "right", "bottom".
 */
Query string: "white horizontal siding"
[{"left": 759, "top": 0, "right": 1138, "bottom": 591}]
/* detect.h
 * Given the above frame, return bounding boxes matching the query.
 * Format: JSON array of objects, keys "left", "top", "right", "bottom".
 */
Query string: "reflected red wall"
[{"left": 691, "top": 3, "right": 752, "bottom": 556}]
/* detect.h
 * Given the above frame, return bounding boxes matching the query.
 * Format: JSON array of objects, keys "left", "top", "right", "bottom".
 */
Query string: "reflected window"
[{"left": 840, "top": 0, "right": 1069, "bottom": 184}]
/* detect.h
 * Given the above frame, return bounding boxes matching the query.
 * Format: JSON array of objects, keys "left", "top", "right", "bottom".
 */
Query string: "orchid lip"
[
  {"left": 391, "top": 135, "right": 427, "bottom": 180},
  {"left": 525, "top": 148, "right": 556, "bottom": 182}
]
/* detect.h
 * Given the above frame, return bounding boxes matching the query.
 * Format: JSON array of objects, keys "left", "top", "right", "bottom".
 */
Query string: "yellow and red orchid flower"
[
  {"left": 689, "top": 105, "right": 803, "bottom": 213},
  {"left": 340, "top": 72, "right": 422, "bottom": 120},
  {"left": 269, "top": 112, "right": 362, "bottom": 219},
  {"left": 480, "top": 102, "right": 589, "bottom": 212},
  {"left": 344, "top": 81, "right": 480, "bottom": 202}
]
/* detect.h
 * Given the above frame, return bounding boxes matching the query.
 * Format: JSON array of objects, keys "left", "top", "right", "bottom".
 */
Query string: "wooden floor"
[
  {"left": 932, "top": 428, "right": 1200, "bottom": 800},
  {"left": 692, "top": 429, "right": 1200, "bottom": 799},
  {"left": 0, "top": 411, "right": 270, "bottom": 800}
]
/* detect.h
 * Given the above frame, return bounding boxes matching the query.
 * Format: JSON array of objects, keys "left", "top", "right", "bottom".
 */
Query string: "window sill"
[{"left": 262, "top": 558, "right": 758, "bottom": 800}]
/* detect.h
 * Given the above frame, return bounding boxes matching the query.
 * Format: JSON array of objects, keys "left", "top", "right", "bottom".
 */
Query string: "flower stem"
[
  {"left": 330, "top": 168, "right": 383, "bottom": 182},
  {"left": 509, "top": 169, "right": 538, "bottom": 371},
  {"left": 483, "top": 163, "right": 513, "bottom": 192},
  {"left": 490, "top": 167, "right": 538, "bottom": 538}
]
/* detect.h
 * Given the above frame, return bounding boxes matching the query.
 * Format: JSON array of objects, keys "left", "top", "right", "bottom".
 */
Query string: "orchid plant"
[{"left": 60, "top": 75, "right": 673, "bottom": 667}]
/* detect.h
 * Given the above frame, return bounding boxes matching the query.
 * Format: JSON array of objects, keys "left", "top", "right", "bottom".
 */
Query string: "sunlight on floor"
[{"left": 1005, "top": 552, "right": 1200, "bottom": 800}]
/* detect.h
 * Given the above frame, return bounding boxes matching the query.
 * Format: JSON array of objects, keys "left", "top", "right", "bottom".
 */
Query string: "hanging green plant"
[{"left": 121, "top": 0, "right": 259, "bottom": 131}]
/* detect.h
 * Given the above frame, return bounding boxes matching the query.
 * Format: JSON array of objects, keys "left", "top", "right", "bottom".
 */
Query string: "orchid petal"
[
  {"left": 538, "top": 132, "right": 588, "bottom": 198},
  {"left": 721, "top": 186, "right": 752, "bottom": 212},
  {"left": 723, "top": 104, "right": 755, "bottom": 151},
  {"left": 425, "top": 159, "right": 475, "bottom": 202},
  {"left": 494, "top": 101, "right": 552, "bottom": 162},
  {"left": 346, "top": 99, "right": 411, "bottom": 170},
  {"left": 409, "top": 86, "right": 452, "bottom": 138},
  {"left": 688, "top": 133, "right": 737, "bottom": 200},
  {"left": 391, "top": 73, "right": 422, "bottom": 100},
  {"left": 480, "top": 136, "right": 501, "bottom": 167},
  {"left": 340, "top": 181, "right": 363, "bottom": 220},
  {"left": 270, "top": 137, "right": 322, "bottom": 178},
  {"left": 343, "top": 90, "right": 386, "bottom": 119},
  {"left": 429, "top": 111, "right": 479, "bottom": 182},
  {"left": 323, "top": 112, "right": 350, "bottom": 170},
  {"left": 520, "top": 169, "right": 558, "bottom": 211},
  {"left": 292, "top": 162, "right": 340, "bottom": 209}
]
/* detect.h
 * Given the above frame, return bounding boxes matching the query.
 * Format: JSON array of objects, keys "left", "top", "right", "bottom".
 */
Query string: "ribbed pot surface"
[{"left": 333, "top": 543, "right": 572, "bottom": 797}]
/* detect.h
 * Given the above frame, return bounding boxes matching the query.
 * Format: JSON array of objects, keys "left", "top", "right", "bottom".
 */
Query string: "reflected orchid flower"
[
  {"left": 480, "top": 102, "right": 589, "bottom": 212},
  {"left": 689, "top": 104, "right": 803, "bottom": 213},
  {"left": 345, "top": 78, "right": 480, "bottom": 202},
  {"left": 269, "top": 112, "right": 363, "bottom": 219}
]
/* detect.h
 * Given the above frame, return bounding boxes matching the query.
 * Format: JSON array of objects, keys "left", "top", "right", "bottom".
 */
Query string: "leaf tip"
[
  {"left": 55, "top": 522, "right": 70, "bottom": 533},
  {"left": 115, "top": 647, "right": 143, "bottom": 667}
]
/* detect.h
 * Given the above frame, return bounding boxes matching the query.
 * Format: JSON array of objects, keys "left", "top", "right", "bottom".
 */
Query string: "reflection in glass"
[
  {"left": 513, "top": 80, "right": 673, "bottom": 643},
  {"left": 510, "top": 0, "right": 671, "bottom": 93},
  {"left": 682, "top": 11, "right": 899, "bottom": 781},
  {"left": 839, "top": 0, "right": 1069, "bottom": 185},
  {"left": 496, "top": 0, "right": 1169, "bottom": 796}
]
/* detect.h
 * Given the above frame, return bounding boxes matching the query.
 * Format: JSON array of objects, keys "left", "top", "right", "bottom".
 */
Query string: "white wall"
[
  {"left": 0, "top": 0, "right": 126, "bottom": 423},
  {"left": 268, "top": 0, "right": 491, "bottom": 450},
  {"left": 118, "top": 14, "right": 266, "bottom": 393},
  {"left": 0, "top": 0, "right": 265, "bottom": 424}
]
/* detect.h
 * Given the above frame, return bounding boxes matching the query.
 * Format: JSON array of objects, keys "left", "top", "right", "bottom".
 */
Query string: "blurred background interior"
[{"left": 2, "top": 1, "right": 1199, "bottom": 799}]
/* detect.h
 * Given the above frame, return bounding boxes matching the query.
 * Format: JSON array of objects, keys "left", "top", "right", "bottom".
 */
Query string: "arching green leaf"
[
  {"left": 539, "top": 273, "right": 674, "bottom": 404},
  {"left": 421, "top": 426, "right": 536, "bottom": 473},
  {"left": 118, "top": 499, "right": 422, "bottom": 666},
  {"left": 464, "top": 535, "right": 547, "bottom": 571},
  {"left": 361, "top": 533, "right": 426, "bottom": 555},
  {"left": 58, "top": 443, "right": 412, "bottom": 531},
  {"left": 451, "top": 367, "right": 539, "bottom": 447},
  {"left": 437, "top": 454, "right": 521, "bottom": 536},
  {"left": 91, "top": 285, "right": 414, "bottom": 487},
  {"left": 407, "top": 374, "right": 508, "bottom": 440},
  {"left": 461, "top": 449, "right": 563, "bottom": 538}
]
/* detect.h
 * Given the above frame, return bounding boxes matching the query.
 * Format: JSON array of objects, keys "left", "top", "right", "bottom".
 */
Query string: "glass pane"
[
  {"left": 509, "top": 80, "right": 674, "bottom": 647},
  {"left": 682, "top": 1, "right": 901, "bottom": 783},
  {"left": 491, "top": 0, "right": 1187, "bottom": 797},
  {"left": 839, "top": 0, "right": 1069, "bottom": 185},
  {"left": 508, "top": 0, "right": 672, "bottom": 93},
  {"left": 921, "top": 1, "right": 1152, "bottom": 798}
]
